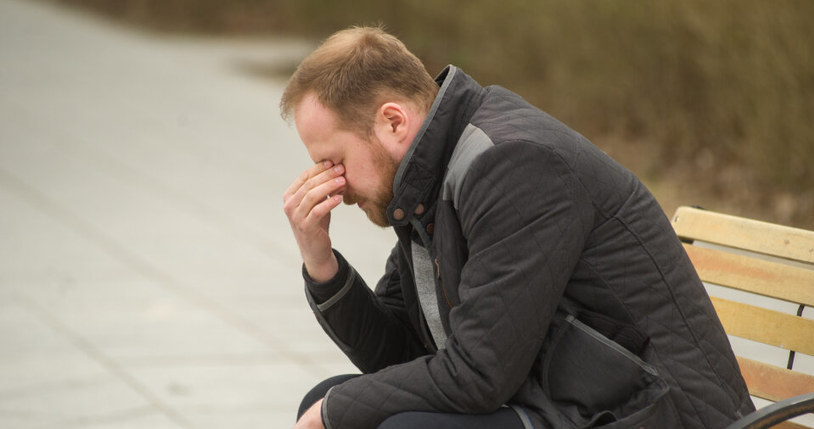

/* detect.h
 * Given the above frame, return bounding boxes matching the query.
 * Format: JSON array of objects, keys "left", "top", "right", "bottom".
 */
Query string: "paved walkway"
[{"left": 0, "top": 0, "right": 395, "bottom": 427}]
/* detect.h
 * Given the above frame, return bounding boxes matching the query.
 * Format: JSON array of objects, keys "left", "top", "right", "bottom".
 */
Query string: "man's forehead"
[
  {"left": 294, "top": 95, "right": 338, "bottom": 142},
  {"left": 293, "top": 94, "right": 342, "bottom": 163},
  {"left": 294, "top": 94, "right": 334, "bottom": 127}
]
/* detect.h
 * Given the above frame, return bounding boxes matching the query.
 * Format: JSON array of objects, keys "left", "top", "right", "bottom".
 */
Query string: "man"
[{"left": 281, "top": 26, "right": 754, "bottom": 429}]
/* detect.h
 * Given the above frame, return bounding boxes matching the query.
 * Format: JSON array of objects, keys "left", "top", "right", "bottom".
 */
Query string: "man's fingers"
[
  {"left": 283, "top": 169, "right": 310, "bottom": 202},
  {"left": 283, "top": 161, "right": 333, "bottom": 202},
  {"left": 291, "top": 178, "right": 345, "bottom": 231},
  {"left": 301, "top": 174, "right": 345, "bottom": 208},
  {"left": 284, "top": 169, "right": 346, "bottom": 233},
  {"left": 284, "top": 163, "right": 345, "bottom": 218},
  {"left": 303, "top": 194, "right": 343, "bottom": 225}
]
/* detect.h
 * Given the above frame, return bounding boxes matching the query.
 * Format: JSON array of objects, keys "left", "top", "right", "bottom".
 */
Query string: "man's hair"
[{"left": 280, "top": 26, "right": 438, "bottom": 136}]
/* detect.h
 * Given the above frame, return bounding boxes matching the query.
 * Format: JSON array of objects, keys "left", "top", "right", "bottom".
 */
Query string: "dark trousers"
[{"left": 298, "top": 374, "right": 527, "bottom": 429}]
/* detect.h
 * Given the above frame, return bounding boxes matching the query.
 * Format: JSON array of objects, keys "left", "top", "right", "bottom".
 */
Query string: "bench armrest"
[{"left": 724, "top": 392, "right": 814, "bottom": 429}]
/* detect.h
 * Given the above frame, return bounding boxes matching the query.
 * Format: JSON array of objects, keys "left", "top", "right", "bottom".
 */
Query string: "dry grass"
[{"left": 42, "top": 0, "right": 814, "bottom": 228}]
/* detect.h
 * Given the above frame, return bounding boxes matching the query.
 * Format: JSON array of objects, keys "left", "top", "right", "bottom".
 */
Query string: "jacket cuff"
[
  {"left": 303, "top": 249, "right": 351, "bottom": 305},
  {"left": 321, "top": 387, "right": 335, "bottom": 429}
]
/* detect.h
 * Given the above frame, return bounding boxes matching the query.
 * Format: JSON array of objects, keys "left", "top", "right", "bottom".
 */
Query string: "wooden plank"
[
  {"left": 684, "top": 244, "right": 814, "bottom": 307},
  {"left": 672, "top": 206, "right": 814, "bottom": 264},
  {"left": 775, "top": 421, "right": 811, "bottom": 429},
  {"left": 671, "top": 207, "right": 814, "bottom": 427},
  {"left": 711, "top": 297, "right": 814, "bottom": 356},
  {"left": 737, "top": 356, "right": 814, "bottom": 402}
]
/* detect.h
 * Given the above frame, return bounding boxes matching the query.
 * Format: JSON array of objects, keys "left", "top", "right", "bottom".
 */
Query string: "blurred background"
[
  {"left": 40, "top": 0, "right": 814, "bottom": 228},
  {"left": 0, "top": 0, "right": 811, "bottom": 428}
]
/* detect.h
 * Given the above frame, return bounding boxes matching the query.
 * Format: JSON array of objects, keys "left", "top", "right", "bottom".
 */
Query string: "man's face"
[{"left": 294, "top": 94, "right": 400, "bottom": 227}]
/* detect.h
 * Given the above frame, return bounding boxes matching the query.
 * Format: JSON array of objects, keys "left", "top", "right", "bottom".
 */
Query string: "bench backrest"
[{"left": 671, "top": 206, "right": 814, "bottom": 428}]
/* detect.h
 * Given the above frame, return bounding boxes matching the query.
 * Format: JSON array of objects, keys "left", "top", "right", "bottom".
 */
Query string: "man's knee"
[{"left": 297, "top": 374, "right": 359, "bottom": 420}]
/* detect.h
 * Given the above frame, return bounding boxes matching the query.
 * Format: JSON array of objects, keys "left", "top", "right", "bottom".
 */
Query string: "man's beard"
[{"left": 344, "top": 143, "right": 399, "bottom": 228}]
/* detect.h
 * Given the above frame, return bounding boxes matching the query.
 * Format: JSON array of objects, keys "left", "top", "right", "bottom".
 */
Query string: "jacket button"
[
  {"left": 426, "top": 223, "right": 434, "bottom": 235},
  {"left": 414, "top": 204, "right": 425, "bottom": 215},
  {"left": 393, "top": 208, "right": 405, "bottom": 221}
]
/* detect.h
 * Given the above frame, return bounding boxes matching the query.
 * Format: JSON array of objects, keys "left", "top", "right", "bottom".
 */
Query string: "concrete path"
[{"left": 0, "top": 0, "right": 394, "bottom": 427}]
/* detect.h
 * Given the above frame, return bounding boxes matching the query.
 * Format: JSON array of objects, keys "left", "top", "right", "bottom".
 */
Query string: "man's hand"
[
  {"left": 283, "top": 161, "right": 346, "bottom": 282},
  {"left": 294, "top": 399, "right": 325, "bottom": 429}
]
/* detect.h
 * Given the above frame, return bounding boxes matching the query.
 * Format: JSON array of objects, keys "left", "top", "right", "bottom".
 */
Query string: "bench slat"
[
  {"left": 672, "top": 206, "right": 814, "bottom": 264},
  {"left": 711, "top": 297, "right": 814, "bottom": 356},
  {"left": 775, "top": 421, "right": 811, "bottom": 429},
  {"left": 673, "top": 206, "right": 814, "bottom": 427},
  {"left": 737, "top": 356, "right": 814, "bottom": 403},
  {"left": 684, "top": 244, "right": 814, "bottom": 307}
]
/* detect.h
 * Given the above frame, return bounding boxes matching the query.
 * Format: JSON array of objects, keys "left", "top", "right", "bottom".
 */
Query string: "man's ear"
[
  {"left": 375, "top": 102, "right": 409, "bottom": 143},
  {"left": 371, "top": 102, "right": 414, "bottom": 161}
]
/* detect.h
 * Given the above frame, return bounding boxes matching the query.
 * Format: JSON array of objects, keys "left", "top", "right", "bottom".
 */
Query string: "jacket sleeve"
[
  {"left": 305, "top": 246, "right": 427, "bottom": 373},
  {"left": 321, "top": 141, "right": 596, "bottom": 429}
]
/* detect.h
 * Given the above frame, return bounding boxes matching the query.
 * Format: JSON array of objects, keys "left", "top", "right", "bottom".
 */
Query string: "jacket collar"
[{"left": 386, "top": 65, "right": 486, "bottom": 227}]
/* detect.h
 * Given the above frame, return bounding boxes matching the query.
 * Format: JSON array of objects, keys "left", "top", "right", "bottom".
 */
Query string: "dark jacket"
[{"left": 304, "top": 66, "right": 754, "bottom": 429}]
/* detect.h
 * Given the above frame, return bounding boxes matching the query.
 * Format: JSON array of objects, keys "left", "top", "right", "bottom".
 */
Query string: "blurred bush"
[{"left": 45, "top": 0, "right": 814, "bottom": 227}]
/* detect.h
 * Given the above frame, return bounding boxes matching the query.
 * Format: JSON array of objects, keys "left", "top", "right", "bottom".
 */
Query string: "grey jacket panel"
[
  {"left": 305, "top": 66, "right": 753, "bottom": 429},
  {"left": 441, "top": 123, "right": 495, "bottom": 211}
]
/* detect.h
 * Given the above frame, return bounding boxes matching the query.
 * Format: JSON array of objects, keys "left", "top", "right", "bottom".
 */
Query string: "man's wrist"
[
  {"left": 294, "top": 398, "right": 325, "bottom": 429},
  {"left": 303, "top": 249, "right": 351, "bottom": 304},
  {"left": 304, "top": 253, "right": 339, "bottom": 283}
]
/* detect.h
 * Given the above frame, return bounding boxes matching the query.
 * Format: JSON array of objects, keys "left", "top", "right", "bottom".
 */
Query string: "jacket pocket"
[{"left": 541, "top": 314, "right": 679, "bottom": 428}]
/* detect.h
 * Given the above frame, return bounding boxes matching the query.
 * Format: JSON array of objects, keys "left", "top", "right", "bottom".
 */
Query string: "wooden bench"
[{"left": 671, "top": 206, "right": 814, "bottom": 428}]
